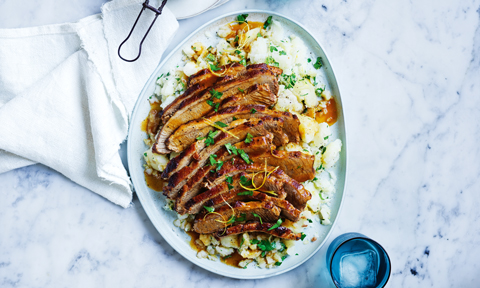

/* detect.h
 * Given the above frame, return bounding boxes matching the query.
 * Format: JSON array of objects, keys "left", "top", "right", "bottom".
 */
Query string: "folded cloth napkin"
[{"left": 0, "top": 0, "right": 179, "bottom": 207}]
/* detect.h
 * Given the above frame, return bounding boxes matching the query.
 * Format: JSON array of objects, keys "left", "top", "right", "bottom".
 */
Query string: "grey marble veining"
[{"left": 1, "top": 0, "right": 480, "bottom": 287}]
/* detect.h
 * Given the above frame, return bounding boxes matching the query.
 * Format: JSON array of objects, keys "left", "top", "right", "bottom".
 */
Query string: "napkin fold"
[{"left": 0, "top": 0, "right": 179, "bottom": 207}]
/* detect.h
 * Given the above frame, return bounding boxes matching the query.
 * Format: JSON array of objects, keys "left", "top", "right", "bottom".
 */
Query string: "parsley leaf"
[
  {"left": 250, "top": 239, "right": 259, "bottom": 245},
  {"left": 275, "top": 262, "right": 282, "bottom": 266},
  {"left": 234, "top": 35, "right": 239, "bottom": 42},
  {"left": 263, "top": 16, "right": 273, "bottom": 29},
  {"left": 250, "top": 108, "right": 257, "bottom": 114},
  {"left": 313, "top": 57, "right": 323, "bottom": 69},
  {"left": 257, "top": 32, "right": 262, "bottom": 38},
  {"left": 209, "top": 89, "right": 223, "bottom": 99},
  {"left": 270, "top": 46, "right": 278, "bottom": 52},
  {"left": 307, "top": 219, "right": 313, "bottom": 223},
  {"left": 307, "top": 58, "right": 312, "bottom": 63},
  {"left": 268, "top": 218, "right": 282, "bottom": 231},
  {"left": 279, "top": 50, "right": 287, "bottom": 55},
  {"left": 235, "top": 213, "right": 246, "bottom": 222},
  {"left": 240, "top": 58, "right": 247, "bottom": 66},
  {"left": 300, "top": 233, "right": 306, "bottom": 241},
  {"left": 232, "top": 116, "right": 238, "bottom": 121},
  {"left": 215, "top": 121, "right": 228, "bottom": 128},
  {"left": 240, "top": 237, "right": 245, "bottom": 247},
  {"left": 226, "top": 215, "right": 235, "bottom": 224},
  {"left": 324, "top": 136, "right": 329, "bottom": 140},
  {"left": 238, "top": 88, "right": 244, "bottom": 93},
  {"left": 238, "top": 149, "right": 251, "bottom": 164},
  {"left": 226, "top": 176, "right": 233, "bottom": 184},
  {"left": 205, "top": 53, "right": 216, "bottom": 62},
  {"left": 266, "top": 56, "right": 279, "bottom": 67},
  {"left": 237, "top": 14, "right": 249, "bottom": 23},
  {"left": 225, "top": 143, "right": 238, "bottom": 155},
  {"left": 210, "top": 63, "right": 221, "bottom": 71},
  {"left": 245, "top": 133, "right": 253, "bottom": 144},
  {"left": 239, "top": 175, "right": 252, "bottom": 186},
  {"left": 237, "top": 191, "right": 253, "bottom": 196},
  {"left": 204, "top": 206, "right": 214, "bottom": 213},
  {"left": 253, "top": 213, "right": 263, "bottom": 224},
  {"left": 235, "top": 49, "right": 241, "bottom": 54}
]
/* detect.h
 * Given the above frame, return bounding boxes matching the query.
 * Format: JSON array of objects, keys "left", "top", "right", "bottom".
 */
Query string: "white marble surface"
[{"left": 1, "top": 0, "right": 480, "bottom": 287}]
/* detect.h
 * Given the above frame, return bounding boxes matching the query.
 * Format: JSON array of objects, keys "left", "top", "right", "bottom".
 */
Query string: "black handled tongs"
[{"left": 118, "top": 0, "right": 168, "bottom": 62}]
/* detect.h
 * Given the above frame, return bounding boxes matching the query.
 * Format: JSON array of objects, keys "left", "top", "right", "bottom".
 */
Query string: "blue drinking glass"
[{"left": 326, "top": 233, "right": 391, "bottom": 288}]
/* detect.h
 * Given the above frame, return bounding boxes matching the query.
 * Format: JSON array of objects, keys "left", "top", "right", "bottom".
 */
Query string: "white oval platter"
[{"left": 127, "top": 10, "right": 348, "bottom": 279}]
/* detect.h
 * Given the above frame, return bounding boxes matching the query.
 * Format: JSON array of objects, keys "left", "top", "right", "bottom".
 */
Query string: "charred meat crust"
[
  {"left": 219, "top": 84, "right": 277, "bottom": 109},
  {"left": 153, "top": 69, "right": 279, "bottom": 154},
  {"left": 193, "top": 201, "right": 281, "bottom": 234},
  {"left": 187, "top": 63, "right": 245, "bottom": 88},
  {"left": 207, "top": 161, "right": 312, "bottom": 210},
  {"left": 163, "top": 117, "right": 286, "bottom": 198},
  {"left": 250, "top": 150, "right": 316, "bottom": 182},
  {"left": 205, "top": 190, "right": 301, "bottom": 222},
  {"left": 215, "top": 222, "right": 302, "bottom": 240},
  {"left": 166, "top": 104, "right": 291, "bottom": 152},
  {"left": 183, "top": 171, "right": 288, "bottom": 215}
]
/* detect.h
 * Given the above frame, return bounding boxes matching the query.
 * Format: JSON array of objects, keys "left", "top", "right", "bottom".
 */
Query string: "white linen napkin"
[{"left": 0, "top": 0, "right": 179, "bottom": 207}]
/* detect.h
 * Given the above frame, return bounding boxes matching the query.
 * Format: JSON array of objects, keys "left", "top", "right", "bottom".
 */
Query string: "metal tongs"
[{"left": 118, "top": 0, "right": 168, "bottom": 62}]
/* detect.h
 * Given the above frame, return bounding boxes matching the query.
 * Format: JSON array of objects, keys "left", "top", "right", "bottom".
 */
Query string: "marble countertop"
[{"left": 1, "top": 0, "right": 480, "bottom": 287}]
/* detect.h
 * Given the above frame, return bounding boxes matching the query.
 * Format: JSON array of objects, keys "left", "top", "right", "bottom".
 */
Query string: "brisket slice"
[
  {"left": 206, "top": 161, "right": 312, "bottom": 210},
  {"left": 163, "top": 117, "right": 286, "bottom": 198},
  {"left": 166, "top": 104, "right": 296, "bottom": 153},
  {"left": 219, "top": 84, "right": 277, "bottom": 109},
  {"left": 250, "top": 150, "right": 315, "bottom": 182},
  {"left": 161, "top": 119, "right": 248, "bottom": 179},
  {"left": 206, "top": 190, "right": 301, "bottom": 222},
  {"left": 183, "top": 171, "right": 287, "bottom": 215},
  {"left": 247, "top": 64, "right": 283, "bottom": 76},
  {"left": 153, "top": 68, "right": 279, "bottom": 154},
  {"left": 193, "top": 201, "right": 281, "bottom": 234},
  {"left": 215, "top": 222, "right": 302, "bottom": 240}
]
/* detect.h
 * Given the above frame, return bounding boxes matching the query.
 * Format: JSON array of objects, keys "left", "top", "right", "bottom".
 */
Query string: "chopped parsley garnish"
[
  {"left": 235, "top": 49, "right": 241, "bottom": 54},
  {"left": 281, "top": 73, "right": 297, "bottom": 89},
  {"left": 266, "top": 56, "right": 279, "bottom": 67},
  {"left": 237, "top": 191, "right": 253, "bottom": 196},
  {"left": 204, "top": 206, "right": 214, "bottom": 213},
  {"left": 279, "top": 50, "right": 287, "bottom": 55},
  {"left": 257, "top": 32, "right": 262, "bottom": 38},
  {"left": 240, "top": 58, "right": 247, "bottom": 66},
  {"left": 226, "top": 176, "right": 233, "bottom": 184},
  {"left": 237, "top": 14, "right": 249, "bottom": 23},
  {"left": 205, "top": 53, "right": 216, "bottom": 62},
  {"left": 209, "top": 89, "right": 223, "bottom": 99},
  {"left": 235, "top": 213, "right": 247, "bottom": 222},
  {"left": 324, "top": 136, "right": 329, "bottom": 140},
  {"left": 307, "top": 219, "right": 313, "bottom": 223},
  {"left": 166, "top": 72, "right": 170, "bottom": 76},
  {"left": 278, "top": 242, "right": 287, "bottom": 252},
  {"left": 316, "top": 164, "right": 323, "bottom": 171},
  {"left": 319, "top": 193, "right": 325, "bottom": 200},
  {"left": 322, "top": 146, "right": 327, "bottom": 154},
  {"left": 238, "top": 149, "right": 251, "bottom": 164},
  {"left": 303, "top": 149, "right": 309, "bottom": 152},
  {"left": 263, "top": 16, "right": 273, "bottom": 29},
  {"left": 207, "top": 100, "right": 220, "bottom": 112},
  {"left": 300, "top": 233, "right": 306, "bottom": 241},
  {"left": 225, "top": 143, "right": 238, "bottom": 155},
  {"left": 250, "top": 108, "right": 257, "bottom": 114},
  {"left": 268, "top": 219, "right": 282, "bottom": 231},
  {"left": 275, "top": 262, "right": 282, "bottom": 266},
  {"left": 258, "top": 240, "right": 276, "bottom": 252},
  {"left": 313, "top": 57, "right": 323, "bottom": 69},
  {"left": 315, "top": 87, "right": 324, "bottom": 97},
  {"left": 223, "top": 255, "right": 232, "bottom": 260},
  {"left": 209, "top": 155, "right": 224, "bottom": 171},
  {"left": 307, "top": 58, "right": 312, "bottom": 63},
  {"left": 214, "top": 121, "right": 228, "bottom": 128},
  {"left": 282, "top": 255, "right": 288, "bottom": 261},
  {"left": 234, "top": 35, "right": 239, "bottom": 43},
  {"left": 313, "top": 177, "right": 318, "bottom": 181},
  {"left": 240, "top": 237, "right": 245, "bottom": 247},
  {"left": 232, "top": 116, "right": 238, "bottom": 121},
  {"left": 240, "top": 175, "right": 252, "bottom": 186},
  {"left": 250, "top": 239, "right": 259, "bottom": 244},
  {"left": 238, "top": 88, "right": 244, "bottom": 93},
  {"left": 245, "top": 133, "right": 254, "bottom": 144},
  {"left": 210, "top": 64, "right": 221, "bottom": 71},
  {"left": 204, "top": 130, "right": 219, "bottom": 146},
  {"left": 144, "top": 152, "right": 147, "bottom": 157},
  {"left": 253, "top": 213, "right": 263, "bottom": 224},
  {"left": 226, "top": 215, "right": 235, "bottom": 224},
  {"left": 270, "top": 46, "right": 278, "bottom": 52}
]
